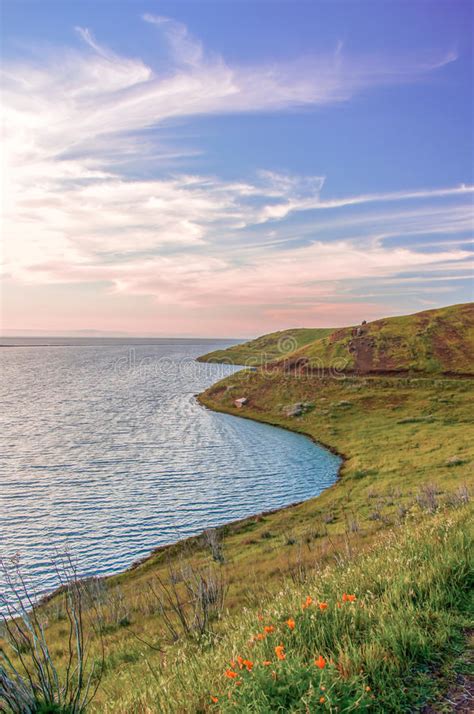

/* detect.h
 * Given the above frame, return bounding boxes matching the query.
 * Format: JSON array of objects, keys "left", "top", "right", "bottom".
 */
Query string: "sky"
[{"left": 1, "top": 0, "right": 473, "bottom": 337}]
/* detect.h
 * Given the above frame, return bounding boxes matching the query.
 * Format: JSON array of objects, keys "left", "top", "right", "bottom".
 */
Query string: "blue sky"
[{"left": 1, "top": 0, "right": 473, "bottom": 335}]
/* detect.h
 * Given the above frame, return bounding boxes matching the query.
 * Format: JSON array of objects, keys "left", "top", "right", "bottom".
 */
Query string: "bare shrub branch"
[
  {"left": 147, "top": 562, "right": 228, "bottom": 644},
  {"left": 0, "top": 556, "right": 103, "bottom": 713}
]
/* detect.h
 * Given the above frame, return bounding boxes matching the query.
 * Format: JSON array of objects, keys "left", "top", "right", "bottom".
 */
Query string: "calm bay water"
[{"left": 0, "top": 338, "right": 340, "bottom": 603}]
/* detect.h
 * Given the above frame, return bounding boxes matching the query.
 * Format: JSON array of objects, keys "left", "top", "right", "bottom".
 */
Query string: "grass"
[
  {"left": 197, "top": 328, "right": 334, "bottom": 365},
  {"left": 17, "top": 503, "right": 467, "bottom": 713},
  {"left": 2, "top": 305, "right": 473, "bottom": 711},
  {"left": 273, "top": 303, "right": 474, "bottom": 376},
  {"left": 2, "top": 371, "right": 472, "bottom": 712},
  {"left": 200, "top": 370, "right": 473, "bottom": 524},
  {"left": 120, "top": 506, "right": 470, "bottom": 713}
]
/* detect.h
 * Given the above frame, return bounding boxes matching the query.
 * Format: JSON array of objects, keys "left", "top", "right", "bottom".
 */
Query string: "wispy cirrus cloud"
[
  {"left": 2, "top": 13, "right": 457, "bottom": 171},
  {"left": 1, "top": 14, "right": 471, "bottom": 334},
  {"left": 257, "top": 184, "right": 474, "bottom": 223},
  {"left": 142, "top": 14, "right": 205, "bottom": 67}
]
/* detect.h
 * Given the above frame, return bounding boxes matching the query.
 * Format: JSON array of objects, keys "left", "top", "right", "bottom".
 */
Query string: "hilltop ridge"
[
  {"left": 276, "top": 303, "right": 473, "bottom": 376},
  {"left": 200, "top": 303, "right": 474, "bottom": 376}
]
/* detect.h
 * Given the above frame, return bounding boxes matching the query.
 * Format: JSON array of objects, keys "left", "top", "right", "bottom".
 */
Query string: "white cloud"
[
  {"left": 256, "top": 184, "right": 474, "bottom": 223},
  {"left": 1, "top": 14, "right": 458, "bottom": 172},
  {"left": 142, "top": 14, "right": 205, "bottom": 68},
  {"left": 0, "top": 15, "right": 470, "bottom": 333}
]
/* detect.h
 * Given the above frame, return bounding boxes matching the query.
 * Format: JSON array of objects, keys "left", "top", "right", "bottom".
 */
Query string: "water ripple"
[{"left": 0, "top": 339, "right": 340, "bottom": 605}]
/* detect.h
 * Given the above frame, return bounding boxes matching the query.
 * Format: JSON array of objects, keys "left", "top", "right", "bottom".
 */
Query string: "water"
[{"left": 0, "top": 338, "right": 340, "bottom": 604}]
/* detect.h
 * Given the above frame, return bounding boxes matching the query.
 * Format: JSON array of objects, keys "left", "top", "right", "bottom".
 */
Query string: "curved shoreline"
[
  {"left": 120, "top": 391, "right": 344, "bottom": 573},
  {"left": 35, "top": 366, "right": 473, "bottom": 606},
  {"left": 197, "top": 391, "right": 347, "bottom": 464},
  {"left": 36, "top": 377, "right": 343, "bottom": 606}
]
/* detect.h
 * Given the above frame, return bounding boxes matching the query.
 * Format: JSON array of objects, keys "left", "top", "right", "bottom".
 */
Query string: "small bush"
[
  {"left": 284, "top": 532, "right": 298, "bottom": 546},
  {"left": 446, "top": 484, "right": 470, "bottom": 508},
  {"left": 445, "top": 455, "right": 467, "bottom": 467},
  {"left": 322, "top": 512, "right": 335, "bottom": 524},
  {"left": 0, "top": 557, "right": 103, "bottom": 714},
  {"left": 148, "top": 562, "right": 228, "bottom": 643},
  {"left": 203, "top": 529, "right": 225, "bottom": 563},
  {"left": 417, "top": 483, "right": 439, "bottom": 513}
]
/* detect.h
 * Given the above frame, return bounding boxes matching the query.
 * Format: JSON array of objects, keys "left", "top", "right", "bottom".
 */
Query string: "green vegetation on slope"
[
  {"left": 101, "top": 507, "right": 471, "bottom": 713},
  {"left": 2, "top": 370, "right": 471, "bottom": 713},
  {"left": 198, "top": 303, "right": 474, "bottom": 375},
  {"left": 201, "top": 370, "right": 473, "bottom": 522},
  {"left": 5, "top": 502, "right": 470, "bottom": 713},
  {"left": 197, "top": 328, "right": 334, "bottom": 365},
  {"left": 276, "top": 303, "right": 474, "bottom": 376},
  {"left": 2, "top": 304, "right": 473, "bottom": 712}
]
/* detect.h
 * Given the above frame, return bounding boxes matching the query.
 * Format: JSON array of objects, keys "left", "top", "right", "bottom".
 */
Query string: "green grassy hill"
[
  {"left": 275, "top": 303, "right": 474, "bottom": 376},
  {"left": 2, "top": 304, "right": 473, "bottom": 713},
  {"left": 199, "top": 303, "right": 474, "bottom": 375},
  {"left": 197, "top": 327, "right": 334, "bottom": 365}
]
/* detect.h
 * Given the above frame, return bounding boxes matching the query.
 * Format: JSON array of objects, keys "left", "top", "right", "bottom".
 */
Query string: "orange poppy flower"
[
  {"left": 225, "top": 669, "right": 238, "bottom": 679},
  {"left": 314, "top": 655, "right": 326, "bottom": 669},
  {"left": 275, "top": 644, "right": 286, "bottom": 661},
  {"left": 264, "top": 625, "right": 275, "bottom": 633},
  {"left": 342, "top": 593, "right": 356, "bottom": 602},
  {"left": 237, "top": 655, "right": 244, "bottom": 669},
  {"left": 319, "top": 602, "right": 328, "bottom": 611},
  {"left": 211, "top": 696, "right": 218, "bottom": 703},
  {"left": 256, "top": 632, "right": 265, "bottom": 641},
  {"left": 286, "top": 617, "right": 295, "bottom": 630},
  {"left": 302, "top": 596, "right": 313, "bottom": 609},
  {"left": 319, "top": 696, "right": 325, "bottom": 703},
  {"left": 242, "top": 659, "right": 254, "bottom": 671},
  {"left": 365, "top": 686, "right": 371, "bottom": 692},
  {"left": 262, "top": 660, "right": 272, "bottom": 666}
]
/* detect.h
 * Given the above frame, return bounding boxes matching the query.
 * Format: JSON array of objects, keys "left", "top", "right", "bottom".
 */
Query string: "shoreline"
[
  {"left": 123, "top": 392, "right": 345, "bottom": 572},
  {"left": 35, "top": 373, "right": 344, "bottom": 607},
  {"left": 32, "top": 366, "right": 473, "bottom": 610},
  {"left": 197, "top": 390, "right": 347, "bottom": 469},
  {"left": 111, "top": 389, "right": 345, "bottom": 575}
]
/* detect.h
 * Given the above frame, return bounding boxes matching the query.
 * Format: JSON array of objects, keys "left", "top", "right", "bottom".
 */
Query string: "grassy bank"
[
  {"left": 200, "top": 370, "right": 473, "bottom": 521},
  {"left": 100, "top": 506, "right": 473, "bottom": 713},
  {"left": 2, "top": 367, "right": 472, "bottom": 713}
]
